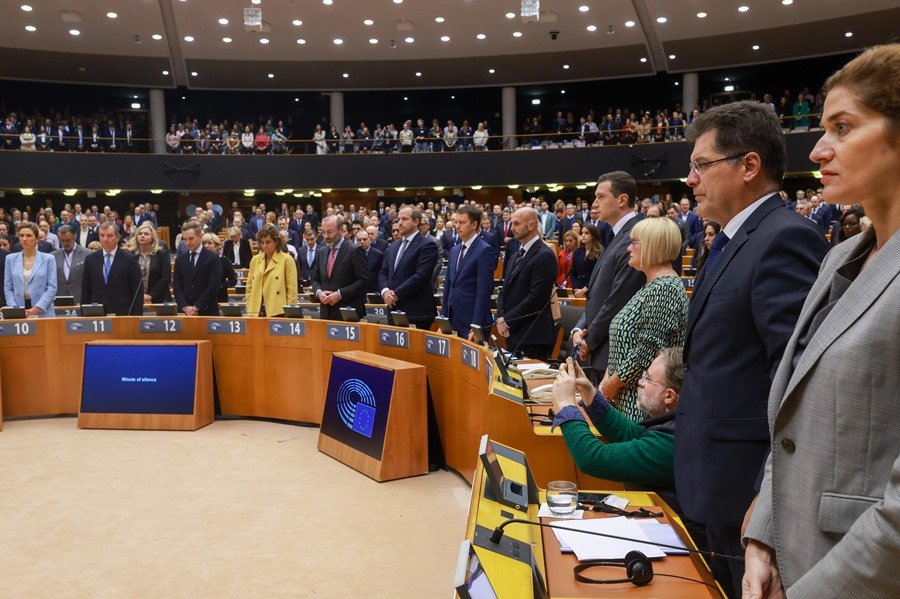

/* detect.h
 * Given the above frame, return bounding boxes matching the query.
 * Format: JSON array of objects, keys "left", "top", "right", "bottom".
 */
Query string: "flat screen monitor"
[
  {"left": 0, "top": 307, "right": 26, "bottom": 320},
  {"left": 320, "top": 356, "right": 396, "bottom": 461},
  {"left": 54, "top": 295, "right": 75, "bottom": 307},
  {"left": 80, "top": 344, "right": 198, "bottom": 414},
  {"left": 282, "top": 305, "right": 304, "bottom": 319},
  {"left": 80, "top": 303, "right": 106, "bottom": 317},
  {"left": 434, "top": 316, "right": 452, "bottom": 335},
  {"left": 366, "top": 293, "right": 383, "bottom": 304},
  {"left": 454, "top": 540, "right": 498, "bottom": 599},
  {"left": 339, "top": 307, "right": 361, "bottom": 322},
  {"left": 219, "top": 304, "right": 243, "bottom": 317},
  {"left": 390, "top": 311, "right": 410, "bottom": 328},
  {"left": 153, "top": 303, "right": 177, "bottom": 316}
]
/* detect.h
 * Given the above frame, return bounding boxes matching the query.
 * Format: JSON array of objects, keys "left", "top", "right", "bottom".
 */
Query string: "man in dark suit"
[
  {"left": 289, "top": 208, "right": 306, "bottom": 237},
  {"left": 366, "top": 225, "right": 389, "bottom": 253},
  {"left": 557, "top": 203, "right": 579, "bottom": 245},
  {"left": 442, "top": 205, "right": 494, "bottom": 338},
  {"left": 571, "top": 171, "right": 646, "bottom": 382},
  {"left": 493, "top": 208, "right": 514, "bottom": 249},
  {"left": 173, "top": 223, "right": 223, "bottom": 316},
  {"left": 355, "top": 229, "right": 384, "bottom": 294},
  {"left": 440, "top": 215, "right": 460, "bottom": 258},
  {"left": 310, "top": 216, "right": 369, "bottom": 320},
  {"left": 495, "top": 208, "right": 557, "bottom": 360},
  {"left": 53, "top": 225, "right": 91, "bottom": 304},
  {"left": 81, "top": 222, "right": 144, "bottom": 315},
  {"left": 0, "top": 245, "right": 8, "bottom": 306},
  {"left": 301, "top": 204, "right": 320, "bottom": 233},
  {"left": 676, "top": 101, "right": 828, "bottom": 598},
  {"left": 808, "top": 194, "right": 833, "bottom": 234},
  {"left": 298, "top": 229, "right": 321, "bottom": 285},
  {"left": 477, "top": 214, "right": 500, "bottom": 266},
  {"left": 278, "top": 217, "right": 301, "bottom": 253},
  {"left": 584, "top": 202, "right": 615, "bottom": 248},
  {"left": 378, "top": 206, "right": 440, "bottom": 330},
  {"left": 677, "top": 198, "right": 703, "bottom": 238},
  {"left": 249, "top": 208, "right": 266, "bottom": 236}
]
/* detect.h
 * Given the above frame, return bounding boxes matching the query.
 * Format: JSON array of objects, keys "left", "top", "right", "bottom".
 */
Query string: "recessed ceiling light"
[
  {"left": 561, "top": 90, "right": 566, "bottom": 94},
  {"left": 393, "top": 0, "right": 403, "bottom": 4},
  {"left": 625, "top": 20, "right": 635, "bottom": 27},
  {"left": 697, "top": 12, "right": 707, "bottom": 18},
  {"left": 724, "top": 77, "right": 730, "bottom": 81},
  {"left": 107, "top": 12, "right": 117, "bottom": 19},
  {"left": 222, "top": 37, "right": 232, "bottom": 43},
  {"left": 69, "top": 29, "right": 80, "bottom": 36},
  {"left": 251, "top": 0, "right": 261, "bottom": 4},
  {"left": 752, "top": 44, "right": 760, "bottom": 50},
  {"left": 435, "top": 16, "right": 445, "bottom": 23},
  {"left": 218, "top": 18, "right": 228, "bottom": 25},
  {"left": 506, "top": 12, "right": 516, "bottom": 19},
  {"left": 369, "top": 38, "right": 378, "bottom": 44},
  {"left": 134, "top": 95, "right": 138, "bottom": 99},
  {"left": 563, "top": 64, "right": 570, "bottom": 69},
  {"left": 78, "top": 66, "right": 86, "bottom": 71},
  {"left": 152, "top": 34, "right": 163, "bottom": 40},
  {"left": 845, "top": 31, "right": 854, "bottom": 37},
  {"left": 669, "top": 53, "right": 676, "bottom": 59},
  {"left": 162, "top": 70, "right": 169, "bottom": 75},
  {"left": 476, "top": 33, "right": 486, "bottom": 40},
  {"left": 488, "top": 68, "right": 495, "bottom": 74},
  {"left": 403, "top": 96, "right": 408, "bottom": 100},
  {"left": 342, "top": 72, "right": 349, "bottom": 78},
  {"left": 440, "top": 35, "right": 450, "bottom": 42},
  {"left": 451, "top": 95, "right": 455, "bottom": 99},
  {"left": 323, "top": 0, "right": 333, "bottom": 5},
  {"left": 21, "top": 4, "right": 32, "bottom": 12},
  {"left": 531, "top": 99, "right": 541, "bottom": 106},
  {"left": 656, "top": 17, "right": 667, "bottom": 23},
  {"left": 181, "top": 96, "right": 186, "bottom": 100},
  {"left": 675, "top": 81, "right": 680, "bottom": 86},
  {"left": 191, "top": 71, "right": 198, "bottom": 76},
  {"left": 640, "top": 57, "right": 647, "bottom": 63},
  {"left": 259, "top": 38, "right": 269, "bottom": 44},
  {"left": 725, "top": 85, "right": 735, "bottom": 92},
  {"left": 415, "top": 71, "right": 422, "bottom": 77},
  {"left": 292, "top": 19, "right": 303, "bottom": 26},
  {"left": 267, "top": 73, "right": 274, "bottom": 78},
  {"left": 296, "top": 38, "right": 306, "bottom": 44},
  {"left": 579, "top": 5, "right": 590, "bottom": 12},
  {"left": 184, "top": 35, "right": 194, "bottom": 42},
  {"left": 294, "top": 98, "right": 299, "bottom": 102},
  {"left": 363, "top": 19, "right": 374, "bottom": 25},
  {"left": 333, "top": 38, "right": 343, "bottom": 45},
  {"left": 25, "top": 25, "right": 36, "bottom": 32},
  {"left": 513, "top": 31, "right": 523, "bottom": 37},
  {"left": 782, "top": 0, "right": 793, "bottom": 4},
  {"left": 404, "top": 36, "right": 414, "bottom": 43},
  {"left": 586, "top": 25, "right": 597, "bottom": 32},
  {"left": 738, "top": 6, "right": 750, "bottom": 13}
]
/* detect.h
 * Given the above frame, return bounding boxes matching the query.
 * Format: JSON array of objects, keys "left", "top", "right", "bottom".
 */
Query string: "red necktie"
[{"left": 327, "top": 246, "right": 337, "bottom": 278}]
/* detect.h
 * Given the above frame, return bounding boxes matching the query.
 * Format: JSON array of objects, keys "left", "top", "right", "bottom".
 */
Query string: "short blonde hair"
[
  {"left": 201, "top": 232, "right": 221, "bottom": 248},
  {"left": 125, "top": 222, "right": 159, "bottom": 254},
  {"left": 631, "top": 217, "right": 681, "bottom": 268}
]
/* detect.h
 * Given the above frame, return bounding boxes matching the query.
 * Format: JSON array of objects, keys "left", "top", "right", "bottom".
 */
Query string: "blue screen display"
[
  {"left": 81, "top": 345, "right": 198, "bottom": 414},
  {"left": 320, "top": 356, "right": 395, "bottom": 460}
]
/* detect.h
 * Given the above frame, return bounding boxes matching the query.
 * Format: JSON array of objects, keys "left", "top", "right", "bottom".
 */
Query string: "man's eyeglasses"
[
  {"left": 639, "top": 371, "right": 665, "bottom": 387},
  {"left": 688, "top": 153, "right": 746, "bottom": 175}
]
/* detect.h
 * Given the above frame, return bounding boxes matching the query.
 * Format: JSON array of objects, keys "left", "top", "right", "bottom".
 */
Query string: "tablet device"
[
  {"left": 390, "top": 311, "right": 410, "bottom": 328},
  {"left": 1, "top": 307, "right": 27, "bottom": 319},
  {"left": 434, "top": 316, "right": 453, "bottom": 335},
  {"left": 282, "top": 305, "right": 304, "bottom": 319},
  {"left": 219, "top": 304, "right": 243, "bottom": 317},
  {"left": 54, "top": 295, "right": 76, "bottom": 307},
  {"left": 454, "top": 540, "right": 498, "bottom": 599},
  {"left": 339, "top": 307, "right": 361, "bottom": 322},
  {"left": 79, "top": 303, "right": 107, "bottom": 317},
  {"left": 153, "top": 303, "right": 177, "bottom": 316}
]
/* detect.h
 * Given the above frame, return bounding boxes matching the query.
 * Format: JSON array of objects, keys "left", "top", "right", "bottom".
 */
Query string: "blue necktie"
[
  {"left": 702, "top": 232, "right": 729, "bottom": 280},
  {"left": 103, "top": 253, "right": 112, "bottom": 283}
]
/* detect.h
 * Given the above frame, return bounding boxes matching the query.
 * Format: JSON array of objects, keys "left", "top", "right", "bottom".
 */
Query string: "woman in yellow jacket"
[{"left": 245, "top": 225, "right": 298, "bottom": 317}]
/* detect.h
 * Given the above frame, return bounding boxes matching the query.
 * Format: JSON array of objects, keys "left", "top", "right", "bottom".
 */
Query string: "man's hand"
[
  {"left": 320, "top": 291, "right": 340, "bottom": 306},
  {"left": 571, "top": 360, "right": 597, "bottom": 405},
  {"left": 552, "top": 360, "right": 578, "bottom": 413},
  {"left": 183, "top": 306, "right": 199, "bottom": 316},
  {"left": 742, "top": 540, "right": 784, "bottom": 599},
  {"left": 496, "top": 317, "right": 510, "bottom": 338},
  {"left": 143, "top": 294, "right": 153, "bottom": 304},
  {"left": 381, "top": 289, "right": 398, "bottom": 308},
  {"left": 741, "top": 495, "right": 758, "bottom": 549},
  {"left": 573, "top": 288, "right": 587, "bottom": 298}
]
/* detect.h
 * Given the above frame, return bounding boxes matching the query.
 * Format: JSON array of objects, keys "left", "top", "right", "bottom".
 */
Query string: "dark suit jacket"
[
  {"left": 372, "top": 236, "right": 389, "bottom": 253},
  {"left": 81, "top": 249, "right": 144, "bottom": 315},
  {"left": 218, "top": 255, "right": 237, "bottom": 303},
  {"left": 364, "top": 248, "right": 384, "bottom": 293},
  {"left": 494, "top": 220, "right": 514, "bottom": 248},
  {"left": 378, "top": 232, "right": 440, "bottom": 326},
  {"left": 301, "top": 213, "right": 320, "bottom": 233},
  {"left": 574, "top": 214, "right": 645, "bottom": 376},
  {"left": 298, "top": 243, "right": 320, "bottom": 284},
  {"left": 173, "top": 247, "right": 223, "bottom": 316},
  {"left": 477, "top": 229, "right": 500, "bottom": 264},
  {"left": 145, "top": 249, "right": 172, "bottom": 303},
  {"left": 675, "top": 194, "right": 828, "bottom": 527},
  {"left": 678, "top": 211, "right": 703, "bottom": 237},
  {"left": 223, "top": 238, "right": 252, "bottom": 269},
  {"left": 38, "top": 241, "right": 53, "bottom": 253},
  {"left": 75, "top": 227, "right": 99, "bottom": 247},
  {"left": 0, "top": 247, "right": 8, "bottom": 306},
  {"left": 440, "top": 229, "right": 460, "bottom": 258},
  {"left": 442, "top": 237, "right": 495, "bottom": 335},
  {"left": 496, "top": 239, "right": 557, "bottom": 353},
  {"left": 310, "top": 241, "right": 369, "bottom": 320}
]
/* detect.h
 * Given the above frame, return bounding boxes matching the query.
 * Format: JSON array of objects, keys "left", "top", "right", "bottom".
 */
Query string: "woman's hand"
[{"left": 25, "top": 306, "right": 42, "bottom": 317}]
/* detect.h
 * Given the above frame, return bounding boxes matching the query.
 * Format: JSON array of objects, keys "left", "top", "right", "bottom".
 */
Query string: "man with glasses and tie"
[
  {"left": 675, "top": 101, "right": 828, "bottom": 598},
  {"left": 311, "top": 216, "right": 368, "bottom": 321},
  {"left": 379, "top": 206, "right": 439, "bottom": 330},
  {"left": 81, "top": 222, "right": 143, "bottom": 315},
  {"left": 173, "top": 223, "right": 223, "bottom": 316}
]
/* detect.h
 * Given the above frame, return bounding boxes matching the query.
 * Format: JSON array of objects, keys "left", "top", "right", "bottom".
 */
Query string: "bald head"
[{"left": 511, "top": 207, "right": 540, "bottom": 243}]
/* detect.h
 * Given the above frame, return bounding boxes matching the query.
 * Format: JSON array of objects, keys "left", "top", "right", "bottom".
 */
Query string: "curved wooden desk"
[{"left": 0, "top": 316, "right": 615, "bottom": 488}]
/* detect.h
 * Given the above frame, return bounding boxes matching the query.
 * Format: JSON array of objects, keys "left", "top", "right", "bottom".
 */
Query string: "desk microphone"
[{"left": 126, "top": 273, "right": 145, "bottom": 316}]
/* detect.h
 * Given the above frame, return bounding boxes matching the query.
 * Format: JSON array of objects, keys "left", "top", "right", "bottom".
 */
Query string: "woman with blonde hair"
[
  {"left": 125, "top": 222, "right": 171, "bottom": 304},
  {"left": 201, "top": 233, "right": 237, "bottom": 304},
  {"left": 601, "top": 217, "right": 687, "bottom": 421},
  {"left": 245, "top": 225, "right": 298, "bottom": 317}
]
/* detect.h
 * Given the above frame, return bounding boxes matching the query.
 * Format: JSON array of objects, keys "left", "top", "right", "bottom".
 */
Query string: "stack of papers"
[{"left": 549, "top": 516, "right": 666, "bottom": 560}]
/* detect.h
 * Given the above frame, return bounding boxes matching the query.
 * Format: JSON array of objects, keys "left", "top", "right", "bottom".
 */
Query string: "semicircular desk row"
[{"left": 0, "top": 316, "right": 617, "bottom": 490}]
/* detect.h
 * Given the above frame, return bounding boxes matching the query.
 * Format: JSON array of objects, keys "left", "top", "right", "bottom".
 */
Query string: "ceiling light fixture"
[
  {"left": 586, "top": 25, "right": 597, "bottom": 32},
  {"left": 563, "top": 64, "right": 570, "bottom": 69},
  {"left": 363, "top": 19, "right": 374, "bottom": 25},
  {"left": 488, "top": 68, "right": 495, "bottom": 74},
  {"left": 184, "top": 35, "right": 194, "bottom": 42},
  {"left": 223, "top": 37, "right": 232, "bottom": 43},
  {"left": 435, "top": 16, "right": 445, "bottom": 23},
  {"left": 251, "top": 0, "right": 261, "bottom": 4},
  {"left": 506, "top": 12, "right": 515, "bottom": 19},
  {"left": 561, "top": 90, "right": 566, "bottom": 94},
  {"left": 656, "top": 17, "right": 667, "bottom": 23},
  {"left": 669, "top": 53, "right": 676, "bottom": 59},
  {"left": 107, "top": 12, "right": 118, "bottom": 19},
  {"left": 674, "top": 81, "right": 680, "bottom": 86},
  {"left": 579, "top": 5, "right": 589, "bottom": 12},
  {"left": 21, "top": 4, "right": 32, "bottom": 11},
  {"left": 333, "top": 38, "right": 343, "bottom": 45},
  {"left": 724, "top": 85, "right": 735, "bottom": 92},
  {"left": 152, "top": 34, "right": 163, "bottom": 40},
  {"left": 513, "top": 31, "right": 523, "bottom": 37},
  {"left": 342, "top": 72, "right": 349, "bottom": 78},
  {"left": 218, "top": 18, "right": 228, "bottom": 25},
  {"left": 259, "top": 38, "right": 269, "bottom": 44},
  {"left": 440, "top": 35, "right": 450, "bottom": 42},
  {"left": 323, "top": 0, "right": 333, "bottom": 5},
  {"left": 697, "top": 12, "right": 707, "bottom": 18},
  {"left": 296, "top": 38, "right": 306, "bottom": 44},
  {"left": 292, "top": 19, "right": 303, "bottom": 26},
  {"left": 845, "top": 31, "right": 853, "bottom": 37},
  {"left": 162, "top": 70, "right": 169, "bottom": 75},
  {"left": 415, "top": 71, "right": 422, "bottom": 77},
  {"left": 640, "top": 57, "right": 647, "bottom": 63},
  {"left": 369, "top": 38, "right": 378, "bottom": 44},
  {"left": 191, "top": 71, "right": 198, "bottom": 76},
  {"left": 25, "top": 25, "right": 36, "bottom": 32},
  {"left": 405, "top": 36, "right": 414, "bottom": 43},
  {"left": 738, "top": 6, "right": 750, "bottom": 13},
  {"left": 476, "top": 33, "right": 486, "bottom": 40},
  {"left": 625, "top": 20, "right": 635, "bottom": 27},
  {"left": 393, "top": 0, "right": 403, "bottom": 4},
  {"left": 782, "top": 0, "right": 794, "bottom": 4},
  {"left": 69, "top": 29, "right": 80, "bottom": 36},
  {"left": 752, "top": 44, "right": 760, "bottom": 50},
  {"left": 267, "top": 73, "right": 274, "bottom": 78}
]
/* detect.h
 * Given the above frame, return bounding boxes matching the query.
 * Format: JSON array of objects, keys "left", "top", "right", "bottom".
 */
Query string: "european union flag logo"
[{"left": 352, "top": 403, "right": 376, "bottom": 437}]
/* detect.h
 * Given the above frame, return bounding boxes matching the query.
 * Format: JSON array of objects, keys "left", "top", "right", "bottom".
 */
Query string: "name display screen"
[
  {"left": 81, "top": 345, "right": 198, "bottom": 414},
  {"left": 320, "top": 356, "right": 395, "bottom": 461}
]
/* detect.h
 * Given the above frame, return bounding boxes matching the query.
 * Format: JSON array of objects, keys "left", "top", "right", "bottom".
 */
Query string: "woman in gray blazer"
[
  {"left": 4, "top": 222, "right": 57, "bottom": 317},
  {"left": 743, "top": 44, "right": 900, "bottom": 598}
]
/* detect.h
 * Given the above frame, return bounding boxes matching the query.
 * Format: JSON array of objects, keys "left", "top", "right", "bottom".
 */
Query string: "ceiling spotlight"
[
  {"left": 724, "top": 77, "right": 730, "bottom": 81},
  {"left": 561, "top": 90, "right": 566, "bottom": 94},
  {"left": 674, "top": 81, "right": 680, "bottom": 86},
  {"left": 323, "top": 0, "right": 333, "bottom": 5},
  {"left": 223, "top": 37, "right": 232, "bottom": 43},
  {"left": 404, "top": 36, "right": 414, "bottom": 43},
  {"left": 21, "top": 4, "right": 32, "bottom": 11},
  {"left": 296, "top": 38, "right": 306, "bottom": 44},
  {"left": 292, "top": 19, "right": 303, "bottom": 26},
  {"left": 656, "top": 17, "right": 667, "bottom": 23},
  {"left": 752, "top": 44, "right": 760, "bottom": 50},
  {"left": 435, "top": 16, "right": 445, "bottom": 23},
  {"left": 403, "top": 96, "right": 408, "bottom": 101},
  {"left": 369, "top": 38, "right": 379, "bottom": 44},
  {"left": 294, "top": 98, "right": 299, "bottom": 102},
  {"left": 451, "top": 95, "right": 455, "bottom": 99},
  {"left": 579, "top": 5, "right": 589, "bottom": 12},
  {"left": 586, "top": 25, "right": 597, "bottom": 32},
  {"left": 513, "top": 31, "right": 523, "bottom": 37},
  {"left": 342, "top": 73, "right": 349, "bottom": 78},
  {"left": 152, "top": 34, "right": 163, "bottom": 40},
  {"left": 476, "top": 33, "right": 486, "bottom": 40},
  {"left": 415, "top": 71, "right": 422, "bottom": 77},
  {"left": 738, "top": 6, "right": 750, "bottom": 13},
  {"left": 259, "top": 38, "right": 269, "bottom": 44},
  {"left": 669, "top": 53, "right": 676, "bottom": 59},
  {"left": 724, "top": 85, "right": 735, "bottom": 92},
  {"left": 531, "top": 99, "right": 541, "bottom": 106},
  {"left": 218, "top": 18, "right": 228, "bottom": 25},
  {"left": 191, "top": 71, "right": 198, "bottom": 76},
  {"left": 251, "top": 0, "right": 261, "bottom": 4},
  {"left": 162, "top": 70, "right": 169, "bottom": 75},
  {"left": 697, "top": 12, "right": 707, "bottom": 18},
  {"left": 267, "top": 73, "right": 274, "bottom": 78},
  {"left": 845, "top": 31, "right": 853, "bottom": 37},
  {"left": 333, "top": 38, "right": 343, "bottom": 45},
  {"left": 625, "top": 20, "right": 635, "bottom": 27},
  {"left": 69, "top": 29, "right": 80, "bottom": 36},
  {"left": 363, "top": 19, "right": 374, "bottom": 25},
  {"left": 393, "top": 0, "right": 403, "bottom": 4},
  {"left": 440, "top": 35, "right": 450, "bottom": 42},
  {"left": 640, "top": 57, "right": 647, "bottom": 63},
  {"left": 506, "top": 12, "right": 516, "bottom": 19},
  {"left": 25, "top": 25, "right": 36, "bottom": 32},
  {"left": 184, "top": 35, "right": 194, "bottom": 42},
  {"left": 107, "top": 12, "right": 118, "bottom": 19},
  {"left": 782, "top": 0, "right": 794, "bottom": 4},
  {"left": 488, "top": 68, "right": 495, "bottom": 74},
  {"left": 563, "top": 64, "right": 570, "bottom": 69}
]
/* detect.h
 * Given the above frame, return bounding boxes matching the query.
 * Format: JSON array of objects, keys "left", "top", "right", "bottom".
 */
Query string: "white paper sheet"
[{"left": 549, "top": 516, "right": 666, "bottom": 560}]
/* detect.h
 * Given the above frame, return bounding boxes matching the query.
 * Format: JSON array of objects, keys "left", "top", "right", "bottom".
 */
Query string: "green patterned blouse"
[{"left": 607, "top": 275, "right": 688, "bottom": 421}]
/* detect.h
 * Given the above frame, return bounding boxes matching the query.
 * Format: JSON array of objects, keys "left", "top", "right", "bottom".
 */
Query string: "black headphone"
[{"left": 573, "top": 550, "right": 654, "bottom": 586}]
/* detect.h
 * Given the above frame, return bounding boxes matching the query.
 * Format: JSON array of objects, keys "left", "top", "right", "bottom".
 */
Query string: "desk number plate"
[
  {"left": 67, "top": 319, "right": 112, "bottom": 334},
  {"left": 379, "top": 328, "right": 409, "bottom": 349},
  {"left": 425, "top": 334, "right": 450, "bottom": 358},
  {"left": 327, "top": 325, "right": 360, "bottom": 341},
  {"left": 207, "top": 319, "right": 246, "bottom": 335},
  {"left": 0, "top": 321, "right": 36, "bottom": 336},
  {"left": 139, "top": 319, "right": 182, "bottom": 333},
  {"left": 461, "top": 345, "right": 480, "bottom": 371},
  {"left": 269, "top": 320, "right": 306, "bottom": 337}
]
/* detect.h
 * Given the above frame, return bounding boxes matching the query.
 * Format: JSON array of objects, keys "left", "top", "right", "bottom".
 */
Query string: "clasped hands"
[
  {"left": 319, "top": 290, "right": 341, "bottom": 306},
  {"left": 381, "top": 289, "right": 398, "bottom": 309}
]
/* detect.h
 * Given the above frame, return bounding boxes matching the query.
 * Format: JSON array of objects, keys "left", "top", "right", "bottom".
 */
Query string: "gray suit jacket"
[
  {"left": 53, "top": 245, "right": 91, "bottom": 304},
  {"left": 747, "top": 227, "right": 900, "bottom": 596}
]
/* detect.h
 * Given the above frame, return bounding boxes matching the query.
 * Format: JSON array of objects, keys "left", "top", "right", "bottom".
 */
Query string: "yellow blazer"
[{"left": 245, "top": 250, "right": 298, "bottom": 317}]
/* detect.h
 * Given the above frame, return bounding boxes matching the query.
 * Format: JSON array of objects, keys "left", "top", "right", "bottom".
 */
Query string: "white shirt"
[
  {"left": 722, "top": 194, "right": 772, "bottom": 240},
  {"left": 611, "top": 211, "right": 638, "bottom": 236}
]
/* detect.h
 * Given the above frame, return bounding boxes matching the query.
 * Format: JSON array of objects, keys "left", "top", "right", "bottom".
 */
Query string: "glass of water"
[{"left": 546, "top": 480, "right": 578, "bottom": 516}]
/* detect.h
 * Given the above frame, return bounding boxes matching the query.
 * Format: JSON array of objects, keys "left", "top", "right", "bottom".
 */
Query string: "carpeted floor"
[{"left": 0, "top": 417, "right": 471, "bottom": 598}]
